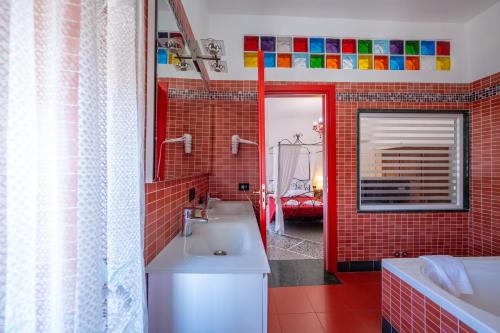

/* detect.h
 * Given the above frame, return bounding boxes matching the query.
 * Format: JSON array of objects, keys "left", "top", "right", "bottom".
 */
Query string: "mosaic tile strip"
[
  {"left": 168, "top": 85, "right": 499, "bottom": 102},
  {"left": 243, "top": 35, "right": 452, "bottom": 71}
]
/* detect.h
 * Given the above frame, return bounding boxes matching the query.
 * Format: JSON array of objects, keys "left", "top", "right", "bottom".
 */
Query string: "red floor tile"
[
  {"left": 269, "top": 272, "right": 382, "bottom": 333},
  {"left": 278, "top": 313, "right": 324, "bottom": 333},
  {"left": 271, "top": 287, "right": 315, "bottom": 314},
  {"left": 317, "top": 308, "right": 379, "bottom": 333},
  {"left": 302, "top": 285, "right": 349, "bottom": 312},
  {"left": 268, "top": 315, "right": 281, "bottom": 333},
  {"left": 269, "top": 291, "right": 278, "bottom": 315}
]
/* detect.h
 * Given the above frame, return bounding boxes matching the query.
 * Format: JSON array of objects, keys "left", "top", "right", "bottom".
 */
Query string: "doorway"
[
  {"left": 265, "top": 96, "right": 324, "bottom": 261},
  {"left": 260, "top": 84, "right": 337, "bottom": 286}
]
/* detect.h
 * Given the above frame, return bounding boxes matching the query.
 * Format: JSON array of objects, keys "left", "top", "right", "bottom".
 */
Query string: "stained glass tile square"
[
  {"left": 277, "top": 37, "right": 292, "bottom": 52},
  {"left": 358, "top": 55, "right": 373, "bottom": 70},
  {"left": 390, "top": 40, "right": 404, "bottom": 55},
  {"left": 326, "top": 38, "right": 340, "bottom": 53},
  {"left": 342, "top": 55, "right": 357, "bottom": 69},
  {"left": 405, "top": 56, "right": 420, "bottom": 70},
  {"left": 277, "top": 53, "right": 292, "bottom": 68},
  {"left": 243, "top": 52, "right": 258, "bottom": 68},
  {"left": 437, "top": 41, "right": 451, "bottom": 56},
  {"left": 294, "top": 37, "right": 308, "bottom": 52},
  {"left": 264, "top": 52, "right": 276, "bottom": 67},
  {"left": 342, "top": 39, "right": 356, "bottom": 54},
  {"left": 261, "top": 36, "right": 276, "bottom": 52},
  {"left": 374, "top": 55, "right": 389, "bottom": 70},
  {"left": 421, "top": 41, "right": 435, "bottom": 55},
  {"left": 420, "top": 56, "right": 434, "bottom": 71},
  {"left": 390, "top": 56, "right": 404, "bottom": 70},
  {"left": 358, "top": 40, "right": 373, "bottom": 54},
  {"left": 310, "top": 54, "right": 325, "bottom": 68},
  {"left": 405, "top": 40, "right": 419, "bottom": 55},
  {"left": 310, "top": 38, "right": 325, "bottom": 53},
  {"left": 326, "top": 55, "right": 341, "bottom": 69},
  {"left": 436, "top": 56, "right": 451, "bottom": 71},
  {"left": 157, "top": 32, "right": 169, "bottom": 48},
  {"left": 170, "top": 32, "right": 185, "bottom": 47},
  {"left": 169, "top": 53, "right": 180, "bottom": 65},
  {"left": 157, "top": 48, "right": 167, "bottom": 64},
  {"left": 293, "top": 53, "right": 308, "bottom": 68},
  {"left": 244, "top": 36, "right": 259, "bottom": 51},
  {"left": 374, "top": 40, "right": 389, "bottom": 54}
]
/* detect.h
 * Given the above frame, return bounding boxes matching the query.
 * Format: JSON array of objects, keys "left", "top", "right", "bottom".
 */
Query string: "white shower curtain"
[
  {"left": 271, "top": 145, "right": 302, "bottom": 235},
  {"left": 0, "top": 0, "right": 146, "bottom": 331}
]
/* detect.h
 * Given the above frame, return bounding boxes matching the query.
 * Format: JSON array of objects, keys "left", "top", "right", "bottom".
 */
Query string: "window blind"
[{"left": 358, "top": 112, "right": 464, "bottom": 211}]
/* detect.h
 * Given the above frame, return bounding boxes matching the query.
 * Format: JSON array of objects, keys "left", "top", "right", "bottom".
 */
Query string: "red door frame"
[
  {"left": 258, "top": 73, "right": 337, "bottom": 272},
  {"left": 155, "top": 81, "right": 168, "bottom": 181}
]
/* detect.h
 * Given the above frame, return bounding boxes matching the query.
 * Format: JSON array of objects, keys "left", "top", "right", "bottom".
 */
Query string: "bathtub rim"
[{"left": 382, "top": 256, "right": 500, "bottom": 333}]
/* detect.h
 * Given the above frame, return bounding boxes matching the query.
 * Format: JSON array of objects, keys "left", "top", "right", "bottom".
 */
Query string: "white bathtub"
[{"left": 382, "top": 257, "right": 500, "bottom": 333}]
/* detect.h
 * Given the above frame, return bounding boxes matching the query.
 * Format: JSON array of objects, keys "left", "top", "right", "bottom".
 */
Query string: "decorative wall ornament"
[{"left": 243, "top": 35, "right": 451, "bottom": 71}]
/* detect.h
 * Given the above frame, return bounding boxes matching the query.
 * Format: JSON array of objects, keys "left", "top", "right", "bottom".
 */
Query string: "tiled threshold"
[
  {"left": 269, "top": 259, "right": 340, "bottom": 287},
  {"left": 268, "top": 272, "right": 382, "bottom": 333}
]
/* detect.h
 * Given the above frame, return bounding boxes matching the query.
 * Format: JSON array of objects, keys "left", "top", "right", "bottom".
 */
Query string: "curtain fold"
[
  {"left": 271, "top": 145, "right": 302, "bottom": 235},
  {"left": 0, "top": 0, "right": 147, "bottom": 331}
]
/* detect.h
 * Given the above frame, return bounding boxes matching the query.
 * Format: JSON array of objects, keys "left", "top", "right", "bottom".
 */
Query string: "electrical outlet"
[
  {"left": 188, "top": 188, "right": 196, "bottom": 202},
  {"left": 238, "top": 183, "right": 250, "bottom": 191}
]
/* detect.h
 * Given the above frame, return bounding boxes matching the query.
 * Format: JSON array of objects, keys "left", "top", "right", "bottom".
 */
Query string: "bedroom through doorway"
[{"left": 265, "top": 96, "right": 325, "bottom": 262}]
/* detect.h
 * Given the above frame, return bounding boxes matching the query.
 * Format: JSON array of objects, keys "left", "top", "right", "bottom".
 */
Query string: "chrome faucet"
[{"left": 182, "top": 207, "right": 208, "bottom": 237}]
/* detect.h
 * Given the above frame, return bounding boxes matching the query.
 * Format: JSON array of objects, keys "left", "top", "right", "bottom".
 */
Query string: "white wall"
[
  {"left": 265, "top": 97, "right": 323, "bottom": 186},
  {"left": 207, "top": 14, "right": 469, "bottom": 82},
  {"left": 466, "top": 1, "right": 500, "bottom": 81}
]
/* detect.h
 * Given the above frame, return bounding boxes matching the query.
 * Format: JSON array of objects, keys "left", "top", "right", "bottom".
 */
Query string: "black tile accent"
[
  {"left": 336, "top": 261, "right": 349, "bottom": 272},
  {"left": 167, "top": 84, "right": 500, "bottom": 103},
  {"left": 336, "top": 260, "right": 382, "bottom": 272},
  {"left": 268, "top": 259, "right": 341, "bottom": 287},
  {"left": 349, "top": 260, "right": 374, "bottom": 272},
  {"left": 382, "top": 317, "right": 399, "bottom": 333}
]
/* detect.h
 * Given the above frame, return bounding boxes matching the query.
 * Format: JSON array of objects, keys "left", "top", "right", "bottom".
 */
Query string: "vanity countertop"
[{"left": 146, "top": 201, "right": 271, "bottom": 275}]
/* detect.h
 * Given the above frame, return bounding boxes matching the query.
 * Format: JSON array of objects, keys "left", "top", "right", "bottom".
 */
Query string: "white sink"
[{"left": 186, "top": 222, "right": 251, "bottom": 256}]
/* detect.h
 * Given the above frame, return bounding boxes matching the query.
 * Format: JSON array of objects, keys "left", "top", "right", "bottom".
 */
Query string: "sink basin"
[
  {"left": 208, "top": 201, "right": 253, "bottom": 218},
  {"left": 185, "top": 222, "right": 251, "bottom": 256}
]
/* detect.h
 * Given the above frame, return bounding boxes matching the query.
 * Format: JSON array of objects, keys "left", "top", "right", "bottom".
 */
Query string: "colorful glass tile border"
[{"left": 243, "top": 35, "right": 452, "bottom": 71}]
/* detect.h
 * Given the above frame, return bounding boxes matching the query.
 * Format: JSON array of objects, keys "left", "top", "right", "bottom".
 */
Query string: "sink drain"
[{"left": 213, "top": 250, "right": 227, "bottom": 256}]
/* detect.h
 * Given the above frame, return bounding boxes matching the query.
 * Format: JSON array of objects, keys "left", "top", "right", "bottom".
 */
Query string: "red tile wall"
[
  {"left": 334, "top": 82, "right": 470, "bottom": 261},
  {"left": 209, "top": 82, "right": 260, "bottom": 205},
  {"left": 469, "top": 73, "right": 500, "bottom": 256},
  {"left": 382, "top": 269, "right": 476, "bottom": 333},
  {"left": 158, "top": 79, "right": 212, "bottom": 180},
  {"left": 144, "top": 174, "right": 209, "bottom": 264},
  {"left": 145, "top": 74, "right": 499, "bottom": 264},
  {"left": 209, "top": 80, "right": 471, "bottom": 262}
]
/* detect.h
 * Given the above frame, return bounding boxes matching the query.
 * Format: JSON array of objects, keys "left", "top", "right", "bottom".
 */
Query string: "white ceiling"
[
  {"left": 265, "top": 97, "right": 322, "bottom": 120},
  {"left": 207, "top": 0, "right": 500, "bottom": 23}
]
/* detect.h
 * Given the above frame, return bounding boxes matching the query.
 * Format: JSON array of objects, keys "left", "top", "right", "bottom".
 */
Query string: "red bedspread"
[{"left": 268, "top": 195, "right": 323, "bottom": 221}]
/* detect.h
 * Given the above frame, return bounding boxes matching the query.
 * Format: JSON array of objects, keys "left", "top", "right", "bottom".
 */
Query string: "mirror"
[{"left": 146, "top": 0, "right": 212, "bottom": 182}]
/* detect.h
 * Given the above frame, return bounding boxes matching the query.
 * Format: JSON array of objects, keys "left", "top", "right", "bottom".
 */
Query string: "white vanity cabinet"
[{"left": 146, "top": 201, "right": 271, "bottom": 333}]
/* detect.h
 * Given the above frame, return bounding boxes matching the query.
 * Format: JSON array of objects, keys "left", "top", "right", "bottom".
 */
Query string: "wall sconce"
[
  {"left": 312, "top": 117, "right": 324, "bottom": 139},
  {"left": 231, "top": 135, "right": 257, "bottom": 155},
  {"left": 165, "top": 133, "right": 192, "bottom": 154},
  {"left": 167, "top": 37, "right": 228, "bottom": 72}
]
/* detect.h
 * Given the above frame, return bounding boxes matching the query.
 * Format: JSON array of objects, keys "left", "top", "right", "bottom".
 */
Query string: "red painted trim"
[
  {"left": 257, "top": 51, "right": 267, "bottom": 250},
  {"left": 155, "top": 81, "right": 168, "bottom": 181},
  {"left": 264, "top": 84, "right": 337, "bottom": 272}
]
